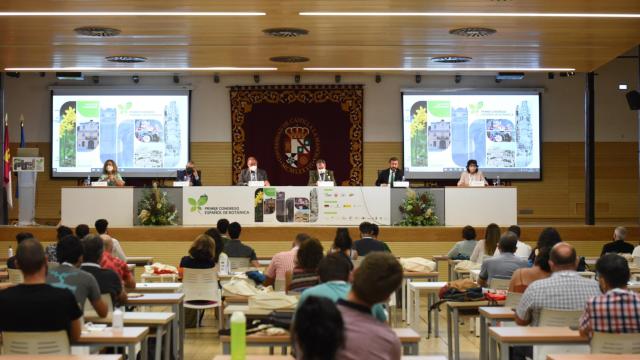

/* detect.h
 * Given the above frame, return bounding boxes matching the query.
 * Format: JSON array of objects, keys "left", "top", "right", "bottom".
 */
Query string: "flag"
[
  {"left": 15, "top": 116, "right": 24, "bottom": 199},
  {"left": 3, "top": 114, "right": 12, "bottom": 209}
]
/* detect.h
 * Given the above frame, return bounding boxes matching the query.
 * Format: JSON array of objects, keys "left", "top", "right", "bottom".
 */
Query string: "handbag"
[
  {"left": 400, "top": 257, "right": 437, "bottom": 272},
  {"left": 249, "top": 292, "right": 298, "bottom": 310}
]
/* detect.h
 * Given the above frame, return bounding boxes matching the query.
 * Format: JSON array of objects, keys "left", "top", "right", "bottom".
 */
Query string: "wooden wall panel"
[{"left": 8, "top": 141, "right": 638, "bottom": 224}]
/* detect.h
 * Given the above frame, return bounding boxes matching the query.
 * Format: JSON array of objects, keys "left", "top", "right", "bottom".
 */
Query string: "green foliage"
[
  {"left": 137, "top": 184, "right": 179, "bottom": 226},
  {"left": 59, "top": 106, "right": 76, "bottom": 167},
  {"left": 410, "top": 106, "right": 428, "bottom": 166},
  {"left": 397, "top": 189, "right": 439, "bottom": 226}
]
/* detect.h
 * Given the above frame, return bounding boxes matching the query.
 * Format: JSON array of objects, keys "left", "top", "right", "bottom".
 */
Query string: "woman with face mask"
[
  {"left": 98, "top": 159, "right": 125, "bottom": 187},
  {"left": 457, "top": 159, "right": 487, "bottom": 187}
]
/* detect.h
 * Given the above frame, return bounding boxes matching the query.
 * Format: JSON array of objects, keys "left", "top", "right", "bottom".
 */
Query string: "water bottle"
[
  {"left": 496, "top": 176, "right": 501, "bottom": 186},
  {"left": 230, "top": 311, "right": 246, "bottom": 360},
  {"left": 219, "top": 253, "right": 229, "bottom": 275},
  {"left": 112, "top": 307, "right": 124, "bottom": 329},
  {"left": 7, "top": 246, "right": 13, "bottom": 258},
  {"left": 84, "top": 175, "right": 91, "bottom": 186}
]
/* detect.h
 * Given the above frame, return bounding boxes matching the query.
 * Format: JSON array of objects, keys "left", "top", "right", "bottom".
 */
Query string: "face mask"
[
  {"left": 106, "top": 166, "right": 114, "bottom": 172},
  {"left": 249, "top": 165, "right": 257, "bottom": 172}
]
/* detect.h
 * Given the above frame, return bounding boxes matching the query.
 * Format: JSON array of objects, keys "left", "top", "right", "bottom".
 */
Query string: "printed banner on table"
[{"left": 182, "top": 186, "right": 390, "bottom": 226}]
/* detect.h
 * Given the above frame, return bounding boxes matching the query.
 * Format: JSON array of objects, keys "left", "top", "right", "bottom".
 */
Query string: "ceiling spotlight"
[
  {"left": 39, "top": 72, "right": 46, "bottom": 77},
  {"left": 92, "top": 76, "right": 99, "bottom": 84},
  {"left": 270, "top": 56, "right": 309, "bottom": 63},
  {"left": 173, "top": 75, "right": 180, "bottom": 84},
  {"left": 213, "top": 74, "right": 220, "bottom": 83},
  {"left": 560, "top": 71, "right": 576, "bottom": 77},
  {"left": 375, "top": 74, "right": 381, "bottom": 83},
  {"left": 548, "top": 72, "right": 555, "bottom": 80},
  {"left": 263, "top": 27, "right": 309, "bottom": 38},
  {"left": 335, "top": 74, "right": 341, "bottom": 83},
  {"left": 294, "top": 74, "right": 301, "bottom": 83},
  {"left": 449, "top": 27, "right": 497, "bottom": 38},
  {"left": 454, "top": 75, "right": 462, "bottom": 84},
  {"left": 6, "top": 72, "right": 20, "bottom": 78},
  {"left": 132, "top": 75, "right": 140, "bottom": 84},
  {"left": 106, "top": 55, "right": 147, "bottom": 63},
  {"left": 431, "top": 56, "right": 472, "bottom": 64},
  {"left": 618, "top": 84, "right": 628, "bottom": 90},
  {"left": 415, "top": 74, "right": 421, "bottom": 84},
  {"left": 253, "top": 74, "right": 260, "bottom": 83}
]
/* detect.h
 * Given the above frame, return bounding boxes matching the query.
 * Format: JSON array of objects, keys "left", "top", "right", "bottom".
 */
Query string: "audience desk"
[
  {"left": 488, "top": 327, "right": 589, "bottom": 360},
  {"left": 126, "top": 293, "right": 185, "bottom": 360},
  {"left": 478, "top": 307, "right": 516, "bottom": 360},
  {"left": 76, "top": 327, "right": 149, "bottom": 360},
  {"left": 134, "top": 282, "right": 183, "bottom": 293},
  {"left": 0, "top": 357, "right": 123, "bottom": 360},
  {"left": 408, "top": 281, "right": 447, "bottom": 337},
  {"left": 403, "top": 271, "right": 439, "bottom": 324},
  {"left": 447, "top": 300, "right": 498, "bottom": 360}
]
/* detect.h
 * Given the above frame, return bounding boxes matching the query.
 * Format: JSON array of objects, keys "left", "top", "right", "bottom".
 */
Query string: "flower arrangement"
[
  {"left": 397, "top": 189, "right": 439, "bottom": 226},
  {"left": 137, "top": 184, "right": 178, "bottom": 226}
]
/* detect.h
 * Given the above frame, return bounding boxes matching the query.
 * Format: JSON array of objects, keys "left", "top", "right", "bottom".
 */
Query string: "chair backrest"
[
  {"left": 228, "top": 257, "right": 250, "bottom": 271},
  {"left": 183, "top": 268, "right": 220, "bottom": 302},
  {"left": 488, "top": 278, "right": 511, "bottom": 291},
  {"left": 578, "top": 271, "right": 596, "bottom": 279},
  {"left": 504, "top": 292, "right": 523, "bottom": 308},
  {"left": 7, "top": 269, "right": 24, "bottom": 284},
  {"left": 274, "top": 278, "right": 286, "bottom": 292},
  {"left": 2, "top": 330, "right": 70, "bottom": 354},
  {"left": 538, "top": 308, "right": 583, "bottom": 327},
  {"left": 83, "top": 293, "right": 113, "bottom": 318},
  {"left": 591, "top": 332, "right": 640, "bottom": 354}
]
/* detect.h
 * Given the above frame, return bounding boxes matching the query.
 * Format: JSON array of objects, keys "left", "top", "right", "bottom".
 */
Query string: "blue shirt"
[{"left": 297, "top": 281, "right": 387, "bottom": 322}]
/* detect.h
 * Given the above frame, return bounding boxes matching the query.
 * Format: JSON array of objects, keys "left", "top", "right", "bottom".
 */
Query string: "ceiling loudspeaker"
[{"left": 627, "top": 90, "right": 640, "bottom": 110}]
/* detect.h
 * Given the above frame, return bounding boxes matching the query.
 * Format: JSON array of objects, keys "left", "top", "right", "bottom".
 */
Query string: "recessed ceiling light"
[
  {"left": 74, "top": 26, "right": 121, "bottom": 37},
  {"left": 269, "top": 56, "right": 310, "bottom": 63},
  {"left": 449, "top": 27, "right": 497, "bottom": 38},
  {"left": 263, "top": 28, "right": 309, "bottom": 38},
  {"left": 299, "top": 12, "right": 640, "bottom": 18},
  {"left": 431, "top": 56, "right": 472, "bottom": 64},
  {"left": 303, "top": 67, "right": 576, "bottom": 72},
  {"left": 0, "top": 12, "right": 266, "bottom": 16},
  {"left": 5, "top": 67, "right": 278, "bottom": 71},
  {"left": 105, "top": 56, "right": 147, "bottom": 63}
]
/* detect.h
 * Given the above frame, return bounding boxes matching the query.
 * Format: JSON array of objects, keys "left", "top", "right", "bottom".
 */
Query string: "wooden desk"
[
  {"left": 127, "top": 256, "right": 154, "bottom": 266},
  {"left": 547, "top": 355, "right": 640, "bottom": 360},
  {"left": 0, "top": 357, "right": 123, "bottom": 360},
  {"left": 408, "top": 281, "right": 447, "bottom": 337},
  {"left": 393, "top": 328, "right": 421, "bottom": 355},
  {"left": 85, "top": 313, "right": 175, "bottom": 360},
  {"left": 403, "top": 271, "right": 439, "bottom": 323},
  {"left": 212, "top": 357, "right": 447, "bottom": 360},
  {"left": 488, "top": 327, "right": 588, "bottom": 360},
  {"left": 222, "top": 305, "right": 295, "bottom": 329},
  {"left": 0, "top": 270, "right": 8, "bottom": 281},
  {"left": 126, "top": 293, "right": 185, "bottom": 360},
  {"left": 76, "top": 327, "right": 148, "bottom": 360},
  {"left": 134, "top": 282, "right": 183, "bottom": 293},
  {"left": 478, "top": 307, "right": 516, "bottom": 360},
  {"left": 447, "top": 300, "right": 495, "bottom": 360}
]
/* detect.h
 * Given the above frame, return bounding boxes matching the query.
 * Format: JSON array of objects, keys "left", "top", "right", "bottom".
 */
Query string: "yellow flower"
[
  {"left": 410, "top": 106, "right": 427, "bottom": 138},
  {"left": 138, "top": 209, "right": 150, "bottom": 222}
]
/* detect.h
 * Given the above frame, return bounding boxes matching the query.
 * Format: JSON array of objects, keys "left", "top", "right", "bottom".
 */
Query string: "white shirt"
[
  {"left": 494, "top": 240, "right": 532, "bottom": 259},
  {"left": 633, "top": 245, "right": 640, "bottom": 258},
  {"left": 111, "top": 238, "right": 127, "bottom": 262}
]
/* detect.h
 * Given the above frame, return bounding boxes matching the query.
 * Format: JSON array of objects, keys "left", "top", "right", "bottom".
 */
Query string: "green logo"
[{"left": 188, "top": 194, "right": 208, "bottom": 213}]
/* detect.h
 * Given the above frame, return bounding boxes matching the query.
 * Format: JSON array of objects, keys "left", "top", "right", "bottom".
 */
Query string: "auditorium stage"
[{"left": 0, "top": 224, "right": 637, "bottom": 244}]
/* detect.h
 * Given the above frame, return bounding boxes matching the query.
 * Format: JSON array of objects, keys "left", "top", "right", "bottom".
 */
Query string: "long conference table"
[{"left": 61, "top": 186, "right": 517, "bottom": 227}]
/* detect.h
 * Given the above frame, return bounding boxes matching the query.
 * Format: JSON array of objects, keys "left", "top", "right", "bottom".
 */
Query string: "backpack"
[{"left": 430, "top": 280, "right": 485, "bottom": 312}]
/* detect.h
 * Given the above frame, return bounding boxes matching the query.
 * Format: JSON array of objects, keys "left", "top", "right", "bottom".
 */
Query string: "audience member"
[
  {"left": 370, "top": 223, "right": 392, "bottom": 252},
  {"left": 203, "top": 228, "right": 225, "bottom": 263},
  {"left": 287, "top": 238, "right": 323, "bottom": 293},
  {"left": 579, "top": 254, "right": 640, "bottom": 337},
  {"left": 45, "top": 225, "right": 73, "bottom": 263},
  {"left": 298, "top": 254, "right": 387, "bottom": 321},
  {"left": 75, "top": 224, "right": 90, "bottom": 238},
  {"left": 470, "top": 223, "right": 500, "bottom": 263},
  {"left": 264, "top": 233, "right": 310, "bottom": 287},
  {"left": 354, "top": 222, "right": 388, "bottom": 256},
  {"left": 6, "top": 232, "right": 33, "bottom": 269},
  {"left": 222, "top": 222, "right": 259, "bottom": 268},
  {"left": 179, "top": 234, "right": 220, "bottom": 277},
  {"left": 95, "top": 218, "right": 127, "bottom": 261},
  {"left": 329, "top": 227, "right": 357, "bottom": 269},
  {"left": 528, "top": 227, "right": 562, "bottom": 265},
  {"left": 100, "top": 234, "right": 136, "bottom": 289},
  {"left": 516, "top": 242, "right": 601, "bottom": 326},
  {"left": 81, "top": 234, "right": 126, "bottom": 306},
  {"left": 0, "top": 239, "right": 83, "bottom": 342},
  {"left": 335, "top": 253, "right": 403, "bottom": 360},
  {"left": 216, "top": 218, "right": 231, "bottom": 247},
  {"left": 509, "top": 227, "right": 563, "bottom": 293},
  {"left": 293, "top": 296, "right": 345, "bottom": 360},
  {"left": 600, "top": 226, "right": 635, "bottom": 255},
  {"left": 478, "top": 232, "right": 528, "bottom": 287},
  {"left": 492, "top": 225, "right": 532, "bottom": 259},
  {"left": 447, "top": 225, "right": 477, "bottom": 259},
  {"left": 46, "top": 235, "right": 108, "bottom": 317}
]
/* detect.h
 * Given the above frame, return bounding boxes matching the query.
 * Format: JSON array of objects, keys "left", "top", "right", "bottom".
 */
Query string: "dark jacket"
[{"left": 375, "top": 168, "right": 404, "bottom": 186}]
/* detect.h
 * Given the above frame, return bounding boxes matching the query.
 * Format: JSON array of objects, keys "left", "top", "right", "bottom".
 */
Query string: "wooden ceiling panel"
[{"left": 0, "top": 1, "right": 638, "bottom": 72}]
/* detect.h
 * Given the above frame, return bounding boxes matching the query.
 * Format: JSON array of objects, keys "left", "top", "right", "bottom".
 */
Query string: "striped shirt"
[
  {"left": 516, "top": 270, "right": 601, "bottom": 326},
  {"left": 288, "top": 267, "right": 319, "bottom": 293},
  {"left": 579, "top": 289, "right": 640, "bottom": 336},
  {"left": 265, "top": 246, "right": 298, "bottom": 280}
]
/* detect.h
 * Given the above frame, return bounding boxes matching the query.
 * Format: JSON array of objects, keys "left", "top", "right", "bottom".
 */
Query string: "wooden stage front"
[{"left": 0, "top": 224, "right": 636, "bottom": 275}]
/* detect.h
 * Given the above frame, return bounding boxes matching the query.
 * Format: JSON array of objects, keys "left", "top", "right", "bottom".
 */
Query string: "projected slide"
[
  {"left": 51, "top": 91, "right": 190, "bottom": 178},
  {"left": 402, "top": 91, "right": 541, "bottom": 180}
]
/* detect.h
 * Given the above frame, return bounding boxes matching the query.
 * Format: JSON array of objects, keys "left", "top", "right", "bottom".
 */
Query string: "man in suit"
[
  {"left": 375, "top": 157, "right": 404, "bottom": 186},
  {"left": 308, "top": 159, "right": 335, "bottom": 186},
  {"left": 238, "top": 156, "right": 270, "bottom": 186},
  {"left": 176, "top": 160, "right": 202, "bottom": 186}
]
